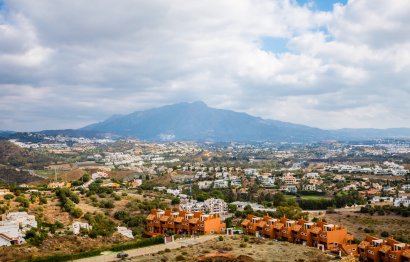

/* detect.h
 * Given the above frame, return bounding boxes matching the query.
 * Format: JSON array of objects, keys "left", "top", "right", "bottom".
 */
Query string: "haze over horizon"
[{"left": 1, "top": 0, "right": 410, "bottom": 132}]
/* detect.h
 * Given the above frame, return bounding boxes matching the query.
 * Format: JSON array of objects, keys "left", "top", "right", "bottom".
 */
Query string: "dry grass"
[
  {"left": 325, "top": 211, "right": 410, "bottom": 241},
  {"left": 129, "top": 236, "right": 339, "bottom": 262}
]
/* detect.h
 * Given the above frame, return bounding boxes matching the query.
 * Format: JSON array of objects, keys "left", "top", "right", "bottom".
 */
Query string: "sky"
[{"left": 0, "top": 0, "right": 410, "bottom": 131}]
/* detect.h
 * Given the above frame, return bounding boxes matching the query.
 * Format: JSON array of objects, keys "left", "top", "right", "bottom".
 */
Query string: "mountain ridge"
[{"left": 80, "top": 101, "right": 410, "bottom": 142}]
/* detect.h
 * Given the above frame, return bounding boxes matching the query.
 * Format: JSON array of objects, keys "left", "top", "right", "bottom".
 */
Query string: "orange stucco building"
[
  {"left": 241, "top": 214, "right": 358, "bottom": 256},
  {"left": 358, "top": 235, "right": 410, "bottom": 262},
  {"left": 146, "top": 209, "right": 226, "bottom": 237}
]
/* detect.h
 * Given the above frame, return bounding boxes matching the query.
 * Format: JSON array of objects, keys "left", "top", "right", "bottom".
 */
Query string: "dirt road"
[{"left": 75, "top": 235, "right": 218, "bottom": 262}]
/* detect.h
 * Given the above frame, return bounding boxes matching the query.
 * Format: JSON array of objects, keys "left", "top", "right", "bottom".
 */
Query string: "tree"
[
  {"left": 381, "top": 231, "right": 389, "bottom": 238},
  {"left": 171, "top": 197, "right": 180, "bottom": 205},
  {"left": 275, "top": 206, "right": 303, "bottom": 219},
  {"left": 228, "top": 204, "right": 237, "bottom": 212},
  {"left": 273, "top": 192, "right": 285, "bottom": 207}
]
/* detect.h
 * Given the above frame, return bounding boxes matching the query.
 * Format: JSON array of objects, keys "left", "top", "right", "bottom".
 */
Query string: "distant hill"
[
  {"left": 81, "top": 101, "right": 410, "bottom": 142},
  {"left": 0, "top": 141, "right": 59, "bottom": 169},
  {"left": 81, "top": 101, "right": 333, "bottom": 142}
]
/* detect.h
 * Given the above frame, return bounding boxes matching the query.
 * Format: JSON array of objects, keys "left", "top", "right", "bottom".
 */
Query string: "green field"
[
  {"left": 284, "top": 195, "right": 331, "bottom": 200},
  {"left": 34, "top": 169, "right": 64, "bottom": 178}
]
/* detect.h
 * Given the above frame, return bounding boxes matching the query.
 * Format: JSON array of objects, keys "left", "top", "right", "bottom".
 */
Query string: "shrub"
[
  {"left": 381, "top": 231, "right": 389, "bottom": 238},
  {"left": 218, "top": 235, "right": 224, "bottom": 241},
  {"left": 364, "top": 228, "right": 374, "bottom": 234},
  {"left": 240, "top": 243, "right": 247, "bottom": 248},
  {"left": 15, "top": 196, "right": 30, "bottom": 207},
  {"left": 171, "top": 197, "right": 180, "bottom": 205},
  {"left": 4, "top": 194, "right": 14, "bottom": 200},
  {"left": 244, "top": 235, "right": 249, "bottom": 242},
  {"left": 175, "top": 255, "right": 185, "bottom": 261}
]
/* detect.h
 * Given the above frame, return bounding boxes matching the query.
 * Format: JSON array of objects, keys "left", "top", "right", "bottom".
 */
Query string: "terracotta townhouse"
[
  {"left": 241, "top": 215, "right": 358, "bottom": 256},
  {"left": 359, "top": 235, "right": 410, "bottom": 262},
  {"left": 146, "top": 209, "right": 226, "bottom": 237}
]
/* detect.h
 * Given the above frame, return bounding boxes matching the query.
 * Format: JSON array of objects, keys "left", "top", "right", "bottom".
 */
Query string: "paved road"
[{"left": 75, "top": 235, "right": 218, "bottom": 262}]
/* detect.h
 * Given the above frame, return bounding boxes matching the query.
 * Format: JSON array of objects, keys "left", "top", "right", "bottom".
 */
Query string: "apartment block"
[
  {"left": 358, "top": 235, "right": 410, "bottom": 262},
  {"left": 146, "top": 209, "right": 226, "bottom": 237},
  {"left": 241, "top": 215, "right": 358, "bottom": 256}
]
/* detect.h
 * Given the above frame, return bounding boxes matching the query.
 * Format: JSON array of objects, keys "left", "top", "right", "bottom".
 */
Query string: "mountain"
[
  {"left": 81, "top": 101, "right": 410, "bottom": 142},
  {"left": 81, "top": 101, "right": 330, "bottom": 142}
]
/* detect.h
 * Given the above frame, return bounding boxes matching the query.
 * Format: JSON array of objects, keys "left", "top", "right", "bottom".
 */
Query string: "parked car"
[{"left": 117, "top": 251, "right": 129, "bottom": 259}]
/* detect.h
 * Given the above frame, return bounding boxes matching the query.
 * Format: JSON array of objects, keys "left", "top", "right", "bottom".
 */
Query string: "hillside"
[{"left": 0, "top": 141, "right": 59, "bottom": 169}]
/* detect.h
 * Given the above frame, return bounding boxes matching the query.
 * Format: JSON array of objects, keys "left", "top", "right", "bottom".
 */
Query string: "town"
[{"left": 0, "top": 136, "right": 409, "bottom": 261}]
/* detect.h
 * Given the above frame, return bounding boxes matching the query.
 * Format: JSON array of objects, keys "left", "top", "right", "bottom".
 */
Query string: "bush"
[
  {"left": 218, "top": 235, "right": 224, "bottom": 241},
  {"left": 109, "top": 235, "right": 164, "bottom": 251},
  {"left": 114, "top": 210, "right": 129, "bottom": 221},
  {"left": 15, "top": 196, "right": 30, "bottom": 207},
  {"left": 171, "top": 197, "right": 180, "bottom": 205},
  {"left": 3, "top": 194, "right": 14, "bottom": 200},
  {"left": 381, "top": 231, "right": 389, "bottom": 238},
  {"left": 175, "top": 255, "right": 185, "bottom": 261},
  {"left": 364, "top": 228, "right": 374, "bottom": 234},
  {"left": 85, "top": 213, "right": 116, "bottom": 238},
  {"left": 240, "top": 243, "right": 247, "bottom": 248},
  {"left": 244, "top": 235, "right": 249, "bottom": 242}
]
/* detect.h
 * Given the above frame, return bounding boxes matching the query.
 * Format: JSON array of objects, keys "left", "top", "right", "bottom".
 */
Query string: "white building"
[
  {"left": 198, "top": 181, "right": 213, "bottom": 189},
  {"left": 394, "top": 195, "right": 410, "bottom": 207},
  {"left": 213, "top": 179, "right": 229, "bottom": 189},
  {"left": 70, "top": 222, "right": 92, "bottom": 235},
  {"left": 2, "top": 212, "right": 37, "bottom": 232},
  {"left": 282, "top": 185, "right": 298, "bottom": 193},
  {"left": 179, "top": 198, "right": 228, "bottom": 215},
  {"left": 91, "top": 172, "right": 109, "bottom": 180},
  {"left": 402, "top": 185, "right": 410, "bottom": 191},
  {"left": 303, "top": 184, "right": 316, "bottom": 191},
  {"left": 0, "top": 223, "right": 24, "bottom": 246},
  {"left": 304, "top": 173, "right": 320, "bottom": 179},
  {"left": 244, "top": 168, "right": 259, "bottom": 176},
  {"left": 166, "top": 189, "right": 181, "bottom": 196},
  {"left": 117, "top": 226, "right": 134, "bottom": 239}
]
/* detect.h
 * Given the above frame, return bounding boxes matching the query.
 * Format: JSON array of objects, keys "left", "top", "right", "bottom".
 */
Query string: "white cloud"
[{"left": 0, "top": 0, "right": 409, "bottom": 131}]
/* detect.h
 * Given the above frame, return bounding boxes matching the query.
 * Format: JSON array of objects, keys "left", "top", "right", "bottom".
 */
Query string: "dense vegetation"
[
  {"left": 360, "top": 204, "right": 410, "bottom": 217},
  {"left": 55, "top": 188, "right": 83, "bottom": 218}
]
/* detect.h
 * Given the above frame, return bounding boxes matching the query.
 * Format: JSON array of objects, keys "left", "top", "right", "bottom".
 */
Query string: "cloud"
[{"left": 0, "top": 0, "right": 409, "bottom": 131}]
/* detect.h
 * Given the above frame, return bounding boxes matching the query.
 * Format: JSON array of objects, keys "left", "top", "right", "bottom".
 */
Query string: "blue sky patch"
[
  {"left": 260, "top": 36, "right": 289, "bottom": 54},
  {"left": 296, "top": 0, "right": 347, "bottom": 11}
]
